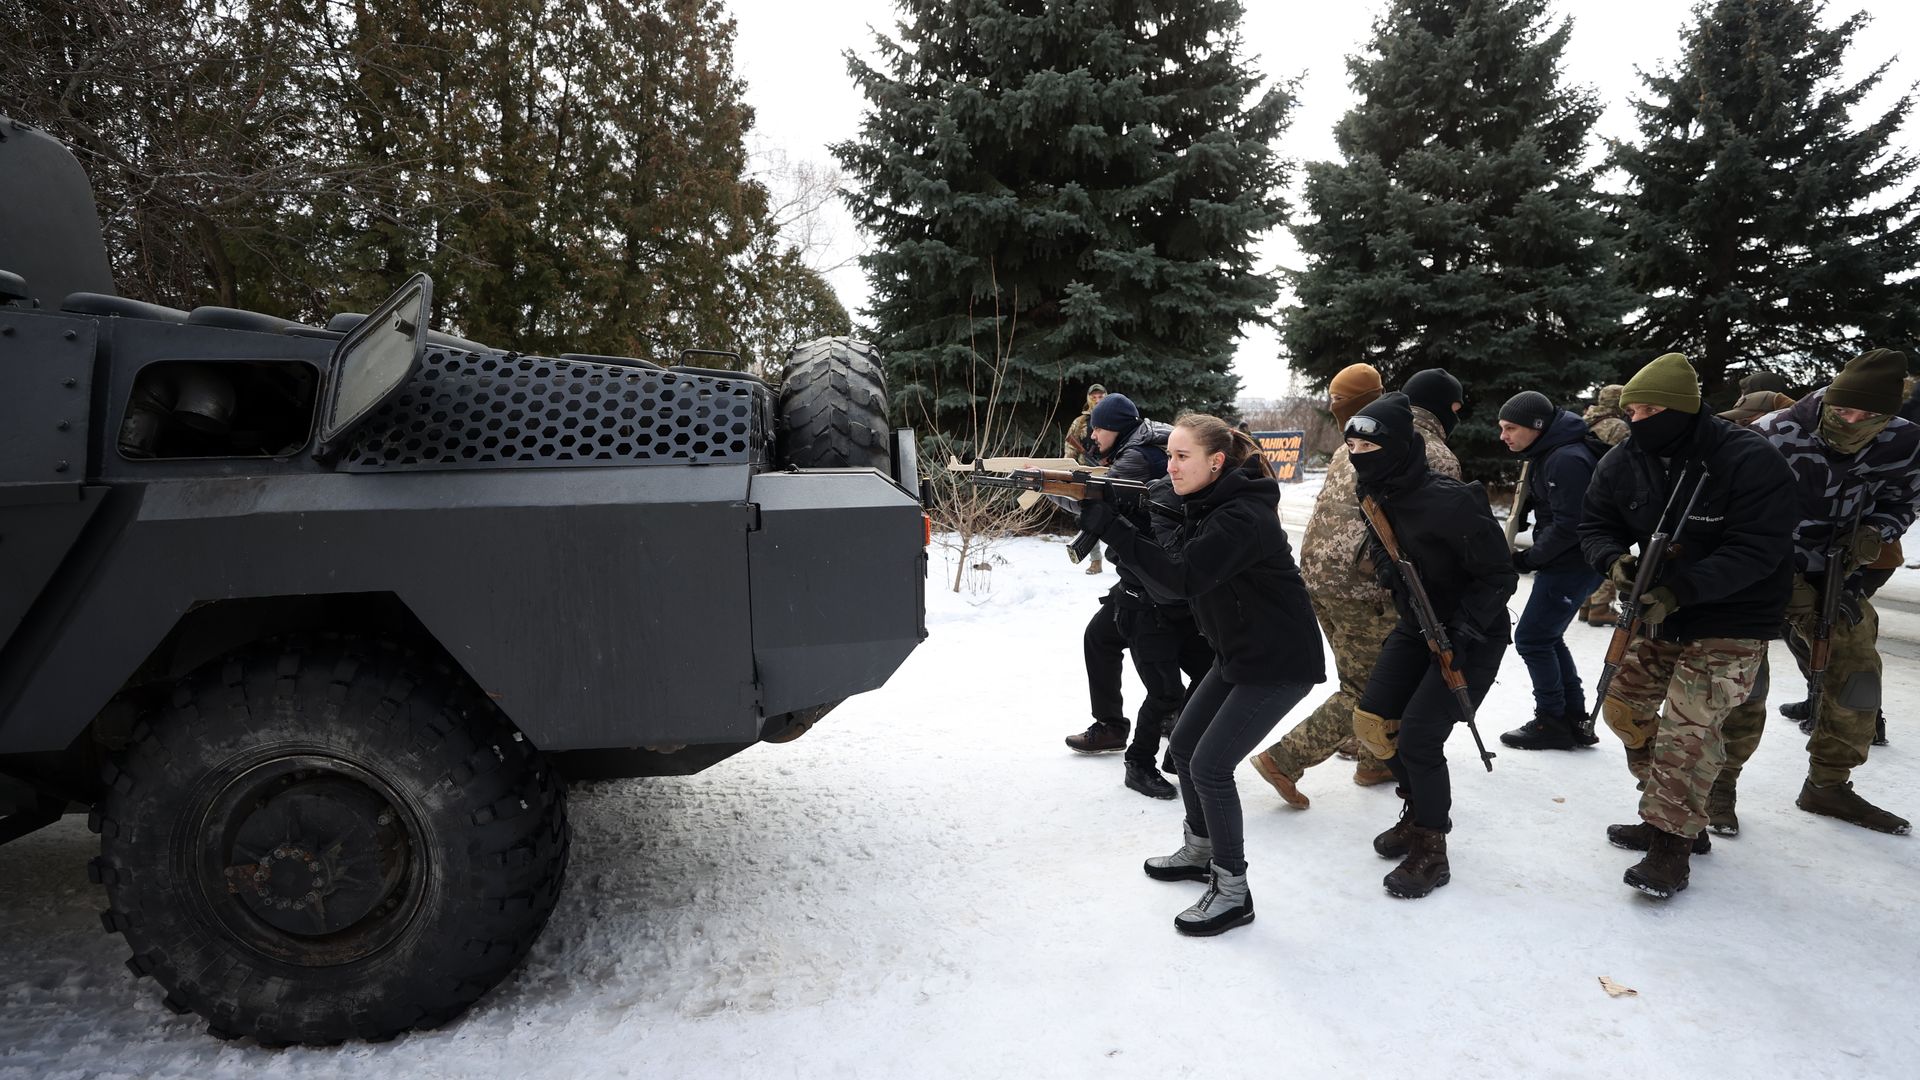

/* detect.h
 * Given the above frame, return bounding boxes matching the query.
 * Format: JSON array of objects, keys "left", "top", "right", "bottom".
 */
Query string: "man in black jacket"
[
  {"left": 1497, "top": 392, "right": 1604, "bottom": 751},
  {"left": 1578, "top": 352, "right": 1795, "bottom": 900}
]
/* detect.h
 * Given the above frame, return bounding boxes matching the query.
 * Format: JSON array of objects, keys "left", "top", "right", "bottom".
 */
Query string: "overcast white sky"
[{"left": 727, "top": 0, "right": 1920, "bottom": 401}]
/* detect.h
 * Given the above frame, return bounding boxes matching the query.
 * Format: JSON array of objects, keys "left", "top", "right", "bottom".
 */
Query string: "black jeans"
[
  {"left": 1084, "top": 597, "right": 1128, "bottom": 726},
  {"left": 1169, "top": 666, "right": 1314, "bottom": 875},
  {"left": 1118, "top": 605, "right": 1214, "bottom": 766},
  {"left": 1358, "top": 623, "right": 1507, "bottom": 831}
]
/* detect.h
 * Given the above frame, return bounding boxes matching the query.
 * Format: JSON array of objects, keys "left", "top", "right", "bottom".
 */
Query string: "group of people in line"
[{"left": 1054, "top": 349, "right": 1917, "bottom": 937}]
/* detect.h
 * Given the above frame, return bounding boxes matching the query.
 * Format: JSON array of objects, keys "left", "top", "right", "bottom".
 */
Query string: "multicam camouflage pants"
[
  {"left": 1714, "top": 655, "right": 1770, "bottom": 790},
  {"left": 1602, "top": 636, "right": 1765, "bottom": 838},
  {"left": 1258, "top": 595, "right": 1394, "bottom": 781},
  {"left": 1788, "top": 598, "right": 1883, "bottom": 785}
]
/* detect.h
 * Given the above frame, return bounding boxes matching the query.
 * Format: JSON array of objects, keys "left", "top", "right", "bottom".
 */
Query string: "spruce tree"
[
  {"left": 835, "top": 0, "right": 1293, "bottom": 451},
  {"left": 1612, "top": 0, "right": 1920, "bottom": 396},
  {"left": 1284, "top": 0, "right": 1629, "bottom": 473}
]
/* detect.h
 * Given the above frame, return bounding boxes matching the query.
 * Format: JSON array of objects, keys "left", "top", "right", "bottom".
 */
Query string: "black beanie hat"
[
  {"left": 1498, "top": 390, "right": 1555, "bottom": 432},
  {"left": 1402, "top": 368, "right": 1463, "bottom": 433},
  {"left": 1089, "top": 393, "right": 1141, "bottom": 432},
  {"left": 1826, "top": 349, "right": 1907, "bottom": 415}
]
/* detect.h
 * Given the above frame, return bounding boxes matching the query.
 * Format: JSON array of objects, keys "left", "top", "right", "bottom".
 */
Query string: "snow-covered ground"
[{"left": 3, "top": 491, "right": 1918, "bottom": 1078}]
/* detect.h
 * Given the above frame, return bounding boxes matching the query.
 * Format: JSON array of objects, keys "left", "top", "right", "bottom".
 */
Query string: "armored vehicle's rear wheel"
[
  {"left": 90, "top": 635, "right": 568, "bottom": 1045},
  {"left": 777, "top": 337, "right": 890, "bottom": 470}
]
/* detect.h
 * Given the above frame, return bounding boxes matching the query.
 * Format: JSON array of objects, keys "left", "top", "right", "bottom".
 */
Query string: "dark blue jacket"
[{"left": 1515, "top": 410, "right": 1600, "bottom": 574}]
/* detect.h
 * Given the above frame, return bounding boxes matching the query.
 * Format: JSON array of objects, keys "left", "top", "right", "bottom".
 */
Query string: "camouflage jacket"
[
  {"left": 1301, "top": 408, "right": 1460, "bottom": 603},
  {"left": 1754, "top": 388, "right": 1920, "bottom": 575}
]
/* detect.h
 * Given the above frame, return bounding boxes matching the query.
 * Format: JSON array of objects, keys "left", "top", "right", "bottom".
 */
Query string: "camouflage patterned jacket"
[
  {"left": 1754, "top": 388, "right": 1920, "bottom": 576},
  {"left": 1301, "top": 408, "right": 1460, "bottom": 604}
]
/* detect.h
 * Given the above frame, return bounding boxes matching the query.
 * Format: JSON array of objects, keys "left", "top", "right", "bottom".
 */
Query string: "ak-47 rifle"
[
  {"left": 1504, "top": 460, "right": 1532, "bottom": 550},
  {"left": 964, "top": 465, "right": 1166, "bottom": 563},
  {"left": 1587, "top": 466, "right": 1711, "bottom": 730},
  {"left": 1358, "top": 495, "right": 1497, "bottom": 772},
  {"left": 1805, "top": 496, "right": 1867, "bottom": 732}
]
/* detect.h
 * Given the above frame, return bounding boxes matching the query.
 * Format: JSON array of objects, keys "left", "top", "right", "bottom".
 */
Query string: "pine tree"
[
  {"left": 1612, "top": 0, "right": 1920, "bottom": 397},
  {"left": 835, "top": 0, "right": 1293, "bottom": 452},
  {"left": 1285, "top": 0, "right": 1629, "bottom": 473}
]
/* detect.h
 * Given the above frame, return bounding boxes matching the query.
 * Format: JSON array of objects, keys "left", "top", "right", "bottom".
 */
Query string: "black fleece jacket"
[
  {"left": 1358, "top": 446, "right": 1518, "bottom": 645},
  {"left": 1578, "top": 411, "right": 1794, "bottom": 642},
  {"left": 1097, "top": 465, "right": 1324, "bottom": 687},
  {"left": 1515, "top": 409, "right": 1601, "bottom": 573}
]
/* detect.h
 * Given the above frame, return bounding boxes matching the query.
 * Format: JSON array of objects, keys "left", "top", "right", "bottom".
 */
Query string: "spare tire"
[{"left": 777, "top": 337, "right": 890, "bottom": 471}]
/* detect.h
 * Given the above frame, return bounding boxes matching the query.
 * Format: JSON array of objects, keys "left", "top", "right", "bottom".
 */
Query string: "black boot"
[
  {"left": 1873, "top": 711, "right": 1889, "bottom": 747},
  {"left": 1383, "top": 826, "right": 1450, "bottom": 899},
  {"left": 1065, "top": 719, "right": 1128, "bottom": 753},
  {"left": 1623, "top": 827, "right": 1692, "bottom": 899},
  {"left": 1499, "top": 708, "right": 1576, "bottom": 751},
  {"left": 1566, "top": 703, "right": 1600, "bottom": 747},
  {"left": 1124, "top": 760, "right": 1177, "bottom": 800},
  {"left": 1373, "top": 791, "right": 1415, "bottom": 859},
  {"left": 1707, "top": 779, "right": 1739, "bottom": 837},
  {"left": 1607, "top": 821, "right": 1710, "bottom": 854},
  {"left": 1779, "top": 699, "right": 1811, "bottom": 720}
]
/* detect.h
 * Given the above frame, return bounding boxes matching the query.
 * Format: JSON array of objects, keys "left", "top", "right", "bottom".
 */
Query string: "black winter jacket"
[
  {"left": 1359, "top": 447, "right": 1517, "bottom": 645},
  {"left": 1112, "top": 477, "right": 1191, "bottom": 611},
  {"left": 1515, "top": 410, "right": 1602, "bottom": 573},
  {"left": 1578, "top": 412, "right": 1794, "bottom": 642},
  {"left": 1100, "top": 466, "right": 1324, "bottom": 687}
]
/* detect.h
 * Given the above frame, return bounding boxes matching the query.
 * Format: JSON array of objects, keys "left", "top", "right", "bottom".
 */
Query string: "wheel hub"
[{"left": 199, "top": 756, "right": 425, "bottom": 965}]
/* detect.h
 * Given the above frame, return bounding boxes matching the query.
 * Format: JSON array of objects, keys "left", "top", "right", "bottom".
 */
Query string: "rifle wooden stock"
[
  {"left": 1587, "top": 466, "right": 1710, "bottom": 727},
  {"left": 1359, "top": 496, "right": 1496, "bottom": 772},
  {"left": 962, "top": 466, "right": 1156, "bottom": 564}
]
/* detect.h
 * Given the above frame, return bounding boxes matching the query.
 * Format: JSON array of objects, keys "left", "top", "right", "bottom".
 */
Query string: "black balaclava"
[
  {"left": 1628, "top": 408, "right": 1698, "bottom": 457},
  {"left": 1346, "top": 391, "right": 1421, "bottom": 490},
  {"left": 1403, "top": 368, "right": 1464, "bottom": 435}
]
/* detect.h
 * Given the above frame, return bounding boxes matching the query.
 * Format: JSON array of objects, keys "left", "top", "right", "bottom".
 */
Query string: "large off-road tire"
[
  {"left": 90, "top": 635, "right": 568, "bottom": 1045},
  {"left": 777, "top": 337, "right": 890, "bottom": 470}
]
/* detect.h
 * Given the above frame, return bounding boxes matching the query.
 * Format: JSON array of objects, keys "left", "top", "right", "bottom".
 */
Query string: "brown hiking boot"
[
  {"left": 1352, "top": 762, "right": 1395, "bottom": 787},
  {"left": 1797, "top": 779, "right": 1911, "bottom": 835},
  {"left": 1584, "top": 602, "right": 1616, "bottom": 627},
  {"left": 1065, "top": 720, "right": 1128, "bottom": 754},
  {"left": 1623, "top": 827, "right": 1692, "bottom": 899},
  {"left": 1249, "top": 750, "right": 1309, "bottom": 809},
  {"left": 1707, "top": 780, "right": 1739, "bottom": 837},
  {"left": 1373, "top": 792, "right": 1415, "bottom": 859},
  {"left": 1383, "top": 826, "right": 1450, "bottom": 899},
  {"left": 1335, "top": 737, "right": 1361, "bottom": 761},
  {"left": 1607, "top": 821, "right": 1710, "bottom": 854}
]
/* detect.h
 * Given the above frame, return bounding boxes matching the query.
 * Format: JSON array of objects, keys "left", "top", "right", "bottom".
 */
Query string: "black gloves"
[
  {"left": 1511, "top": 549, "right": 1531, "bottom": 573},
  {"left": 1077, "top": 500, "right": 1119, "bottom": 538}
]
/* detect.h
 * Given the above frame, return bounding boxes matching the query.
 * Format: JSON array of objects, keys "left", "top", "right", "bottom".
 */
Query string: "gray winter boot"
[
  {"left": 1174, "top": 863, "right": 1254, "bottom": 936},
  {"left": 1143, "top": 826, "right": 1213, "bottom": 882}
]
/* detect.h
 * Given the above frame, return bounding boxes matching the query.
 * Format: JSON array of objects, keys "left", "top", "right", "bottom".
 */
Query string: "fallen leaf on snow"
[
  {"left": 1552, "top": 797, "right": 1566, "bottom": 803},
  {"left": 1598, "top": 976, "right": 1638, "bottom": 998}
]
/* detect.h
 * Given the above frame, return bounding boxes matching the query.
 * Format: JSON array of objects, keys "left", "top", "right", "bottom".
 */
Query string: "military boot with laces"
[
  {"left": 1608, "top": 820, "right": 1710, "bottom": 853},
  {"left": 1383, "top": 826, "right": 1450, "bottom": 899},
  {"left": 1499, "top": 708, "right": 1576, "bottom": 751},
  {"left": 1797, "top": 779, "right": 1911, "bottom": 835},
  {"left": 1623, "top": 827, "right": 1692, "bottom": 899},
  {"left": 1174, "top": 863, "right": 1254, "bottom": 936},
  {"left": 1143, "top": 826, "right": 1213, "bottom": 881},
  {"left": 1707, "top": 779, "right": 1739, "bottom": 837},
  {"left": 1373, "top": 791, "right": 1416, "bottom": 859}
]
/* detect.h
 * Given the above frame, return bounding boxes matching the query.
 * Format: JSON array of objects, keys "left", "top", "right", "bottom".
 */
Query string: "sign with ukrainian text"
[{"left": 1254, "top": 430, "right": 1305, "bottom": 482}]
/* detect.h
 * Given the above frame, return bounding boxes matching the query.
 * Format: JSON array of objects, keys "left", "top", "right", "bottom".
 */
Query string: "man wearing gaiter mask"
[
  {"left": 1750, "top": 348, "right": 1918, "bottom": 835},
  {"left": 1346, "top": 393, "right": 1515, "bottom": 899},
  {"left": 1579, "top": 352, "right": 1794, "bottom": 899},
  {"left": 1251, "top": 364, "right": 1463, "bottom": 808}
]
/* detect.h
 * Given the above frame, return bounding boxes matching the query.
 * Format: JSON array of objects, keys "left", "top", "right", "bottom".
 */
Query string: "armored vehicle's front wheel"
[
  {"left": 777, "top": 336, "right": 890, "bottom": 470},
  {"left": 90, "top": 636, "right": 568, "bottom": 1045}
]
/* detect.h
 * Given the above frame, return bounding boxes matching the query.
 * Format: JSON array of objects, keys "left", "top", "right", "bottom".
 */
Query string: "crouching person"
[
  {"left": 1078, "top": 414, "right": 1325, "bottom": 936},
  {"left": 1578, "top": 353, "right": 1794, "bottom": 899},
  {"left": 1344, "top": 393, "right": 1517, "bottom": 899}
]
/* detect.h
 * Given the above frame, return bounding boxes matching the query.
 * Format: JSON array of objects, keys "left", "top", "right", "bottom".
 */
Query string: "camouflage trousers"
[
  {"left": 1787, "top": 598, "right": 1883, "bottom": 785},
  {"left": 1714, "top": 654, "right": 1771, "bottom": 790},
  {"left": 1258, "top": 595, "right": 1394, "bottom": 781},
  {"left": 1602, "top": 636, "right": 1766, "bottom": 838}
]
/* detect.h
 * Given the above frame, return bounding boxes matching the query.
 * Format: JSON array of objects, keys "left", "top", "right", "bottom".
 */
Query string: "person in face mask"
[
  {"left": 1750, "top": 348, "right": 1918, "bottom": 837},
  {"left": 1577, "top": 352, "right": 1795, "bottom": 900},
  {"left": 1400, "top": 368, "right": 1465, "bottom": 478},
  {"left": 1344, "top": 393, "right": 1516, "bottom": 899},
  {"left": 1249, "top": 364, "right": 1464, "bottom": 808}
]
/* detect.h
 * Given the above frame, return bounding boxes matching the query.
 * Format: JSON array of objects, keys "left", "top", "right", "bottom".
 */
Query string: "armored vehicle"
[{"left": 0, "top": 115, "right": 927, "bottom": 1045}]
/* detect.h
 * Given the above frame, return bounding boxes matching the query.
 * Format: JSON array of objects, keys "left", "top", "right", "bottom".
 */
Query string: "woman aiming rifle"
[
  {"left": 1077, "top": 414, "right": 1324, "bottom": 936},
  {"left": 1345, "top": 393, "right": 1517, "bottom": 899}
]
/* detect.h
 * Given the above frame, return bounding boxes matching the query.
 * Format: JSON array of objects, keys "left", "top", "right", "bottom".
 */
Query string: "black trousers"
[
  {"left": 1118, "top": 605, "right": 1215, "bottom": 766},
  {"left": 1170, "top": 666, "right": 1315, "bottom": 875},
  {"left": 1357, "top": 622, "right": 1507, "bottom": 831},
  {"left": 1084, "top": 597, "right": 1129, "bottom": 726}
]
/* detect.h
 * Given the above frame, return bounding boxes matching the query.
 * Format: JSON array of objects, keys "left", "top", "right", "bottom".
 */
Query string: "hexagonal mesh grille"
[{"left": 339, "top": 350, "right": 771, "bottom": 470}]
